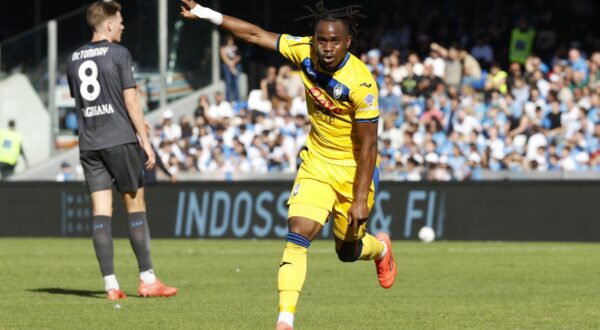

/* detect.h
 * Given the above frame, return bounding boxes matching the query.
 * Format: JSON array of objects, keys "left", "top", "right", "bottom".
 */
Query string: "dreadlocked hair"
[{"left": 295, "top": 1, "right": 365, "bottom": 39}]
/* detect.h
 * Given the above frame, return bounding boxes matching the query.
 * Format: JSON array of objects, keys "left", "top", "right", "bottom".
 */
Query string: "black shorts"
[{"left": 80, "top": 143, "right": 144, "bottom": 193}]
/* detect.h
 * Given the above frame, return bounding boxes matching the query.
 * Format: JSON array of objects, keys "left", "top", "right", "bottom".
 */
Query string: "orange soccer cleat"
[
  {"left": 276, "top": 322, "right": 293, "bottom": 330},
  {"left": 107, "top": 289, "right": 127, "bottom": 300},
  {"left": 375, "top": 232, "right": 397, "bottom": 289},
  {"left": 138, "top": 279, "right": 178, "bottom": 297}
]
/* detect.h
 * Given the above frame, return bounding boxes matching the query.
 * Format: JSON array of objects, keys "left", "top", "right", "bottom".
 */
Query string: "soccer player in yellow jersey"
[{"left": 181, "top": 1, "right": 397, "bottom": 329}]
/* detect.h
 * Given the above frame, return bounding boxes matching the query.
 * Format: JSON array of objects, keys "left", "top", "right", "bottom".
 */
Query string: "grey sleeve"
[
  {"left": 66, "top": 61, "right": 76, "bottom": 98},
  {"left": 117, "top": 48, "right": 137, "bottom": 90}
]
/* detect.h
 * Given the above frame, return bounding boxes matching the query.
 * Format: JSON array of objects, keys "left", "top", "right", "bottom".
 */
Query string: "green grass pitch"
[{"left": 0, "top": 239, "right": 599, "bottom": 329}]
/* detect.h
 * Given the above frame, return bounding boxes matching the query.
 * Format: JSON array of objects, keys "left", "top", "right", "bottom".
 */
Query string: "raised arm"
[{"left": 181, "top": 0, "right": 279, "bottom": 51}]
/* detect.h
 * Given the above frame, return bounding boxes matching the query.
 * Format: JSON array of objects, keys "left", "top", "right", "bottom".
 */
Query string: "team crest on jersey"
[
  {"left": 292, "top": 183, "right": 301, "bottom": 196},
  {"left": 364, "top": 94, "right": 375, "bottom": 106},
  {"left": 333, "top": 84, "right": 343, "bottom": 99},
  {"left": 286, "top": 35, "right": 302, "bottom": 41}
]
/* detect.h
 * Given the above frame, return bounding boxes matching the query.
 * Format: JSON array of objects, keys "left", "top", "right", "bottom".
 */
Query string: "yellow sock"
[
  {"left": 358, "top": 233, "right": 384, "bottom": 261},
  {"left": 278, "top": 235, "right": 309, "bottom": 314}
]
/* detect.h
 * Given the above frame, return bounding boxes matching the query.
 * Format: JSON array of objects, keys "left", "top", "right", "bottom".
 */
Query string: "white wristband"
[{"left": 190, "top": 5, "right": 224, "bottom": 25}]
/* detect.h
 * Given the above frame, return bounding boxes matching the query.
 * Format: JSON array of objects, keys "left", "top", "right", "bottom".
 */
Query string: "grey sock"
[
  {"left": 128, "top": 212, "right": 153, "bottom": 272},
  {"left": 92, "top": 216, "right": 114, "bottom": 276}
]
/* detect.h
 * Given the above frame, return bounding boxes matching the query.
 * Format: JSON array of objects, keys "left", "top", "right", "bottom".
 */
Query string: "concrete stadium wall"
[
  {"left": 1, "top": 181, "right": 599, "bottom": 242},
  {"left": 0, "top": 74, "right": 51, "bottom": 172}
]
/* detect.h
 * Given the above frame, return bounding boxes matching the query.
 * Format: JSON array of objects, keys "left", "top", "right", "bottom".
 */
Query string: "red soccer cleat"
[
  {"left": 138, "top": 279, "right": 178, "bottom": 297},
  {"left": 107, "top": 289, "right": 127, "bottom": 300},
  {"left": 375, "top": 232, "right": 397, "bottom": 289}
]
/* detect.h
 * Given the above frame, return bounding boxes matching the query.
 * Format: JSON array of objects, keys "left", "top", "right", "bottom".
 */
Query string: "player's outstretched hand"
[
  {"left": 142, "top": 143, "right": 156, "bottom": 170},
  {"left": 180, "top": 0, "right": 199, "bottom": 19}
]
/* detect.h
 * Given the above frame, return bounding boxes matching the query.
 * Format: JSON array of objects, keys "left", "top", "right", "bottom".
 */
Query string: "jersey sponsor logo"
[
  {"left": 308, "top": 87, "right": 342, "bottom": 115},
  {"left": 71, "top": 47, "right": 109, "bottom": 61},
  {"left": 314, "top": 106, "right": 336, "bottom": 124},
  {"left": 364, "top": 94, "right": 375, "bottom": 106},
  {"left": 360, "top": 82, "right": 372, "bottom": 88},
  {"left": 82, "top": 103, "right": 115, "bottom": 118}
]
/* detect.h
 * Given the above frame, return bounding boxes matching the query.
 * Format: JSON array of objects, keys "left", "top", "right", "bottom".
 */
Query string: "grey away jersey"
[{"left": 67, "top": 40, "right": 138, "bottom": 151}]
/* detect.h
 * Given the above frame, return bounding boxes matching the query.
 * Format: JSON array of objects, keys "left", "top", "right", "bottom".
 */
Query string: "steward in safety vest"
[{"left": 0, "top": 120, "right": 27, "bottom": 178}]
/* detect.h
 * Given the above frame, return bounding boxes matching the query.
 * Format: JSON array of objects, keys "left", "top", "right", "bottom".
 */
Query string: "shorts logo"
[
  {"left": 333, "top": 84, "right": 343, "bottom": 99},
  {"left": 364, "top": 94, "right": 375, "bottom": 106},
  {"left": 292, "top": 183, "right": 301, "bottom": 196}
]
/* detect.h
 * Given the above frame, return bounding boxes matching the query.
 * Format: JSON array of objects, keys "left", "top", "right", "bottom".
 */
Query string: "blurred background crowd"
[
  {"left": 2, "top": 0, "right": 597, "bottom": 181},
  {"left": 145, "top": 1, "right": 600, "bottom": 181}
]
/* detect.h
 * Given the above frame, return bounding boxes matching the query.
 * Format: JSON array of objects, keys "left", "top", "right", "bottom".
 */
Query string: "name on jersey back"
[
  {"left": 83, "top": 104, "right": 115, "bottom": 118},
  {"left": 72, "top": 47, "right": 109, "bottom": 61}
]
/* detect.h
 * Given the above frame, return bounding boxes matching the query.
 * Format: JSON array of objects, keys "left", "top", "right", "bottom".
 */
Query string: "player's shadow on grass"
[{"left": 29, "top": 288, "right": 106, "bottom": 299}]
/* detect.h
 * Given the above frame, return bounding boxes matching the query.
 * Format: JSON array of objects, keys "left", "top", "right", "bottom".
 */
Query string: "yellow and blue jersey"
[{"left": 277, "top": 34, "right": 380, "bottom": 166}]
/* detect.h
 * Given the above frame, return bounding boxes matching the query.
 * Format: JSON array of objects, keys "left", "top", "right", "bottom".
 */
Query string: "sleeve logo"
[
  {"left": 364, "top": 94, "right": 375, "bottom": 106},
  {"left": 286, "top": 35, "right": 302, "bottom": 41},
  {"left": 292, "top": 183, "right": 301, "bottom": 196}
]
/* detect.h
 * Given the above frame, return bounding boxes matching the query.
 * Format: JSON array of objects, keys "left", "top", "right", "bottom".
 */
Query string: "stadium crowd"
[
  {"left": 150, "top": 14, "right": 600, "bottom": 181},
  {"left": 150, "top": 49, "right": 599, "bottom": 180}
]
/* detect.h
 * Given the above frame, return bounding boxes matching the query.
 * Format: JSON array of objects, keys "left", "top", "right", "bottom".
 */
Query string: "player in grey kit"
[{"left": 66, "top": 0, "right": 176, "bottom": 300}]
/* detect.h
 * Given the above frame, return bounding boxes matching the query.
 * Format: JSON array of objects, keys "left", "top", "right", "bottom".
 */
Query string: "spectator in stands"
[
  {"left": 471, "top": 35, "right": 494, "bottom": 68},
  {"left": 366, "top": 48, "right": 385, "bottom": 86},
  {"left": 461, "top": 46, "right": 483, "bottom": 88},
  {"left": 277, "top": 64, "right": 304, "bottom": 100},
  {"left": 220, "top": 34, "right": 242, "bottom": 103},
  {"left": 400, "top": 62, "right": 419, "bottom": 102},
  {"left": 509, "top": 17, "right": 536, "bottom": 65},
  {"left": 385, "top": 52, "right": 405, "bottom": 84},
  {"left": 568, "top": 47, "right": 588, "bottom": 78},
  {"left": 379, "top": 75, "right": 402, "bottom": 114},
  {"left": 161, "top": 109, "right": 182, "bottom": 141},
  {"left": 588, "top": 52, "right": 600, "bottom": 88},
  {"left": 271, "top": 82, "right": 292, "bottom": 115},
  {"left": 208, "top": 91, "right": 234, "bottom": 126},
  {"left": 193, "top": 94, "right": 210, "bottom": 119},
  {"left": 290, "top": 91, "right": 308, "bottom": 117},
  {"left": 55, "top": 161, "right": 75, "bottom": 182},
  {"left": 424, "top": 46, "right": 446, "bottom": 78},
  {"left": 486, "top": 62, "right": 509, "bottom": 94},
  {"left": 428, "top": 43, "right": 455, "bottom": 86},
  {"left": 260, "top": 66, "right": 277, "bottom": 101},
  {"left": 420, "top": 98, "right": 443, "bottom": 125},
  {"left": 416, "top": 63, "right": 444, "bottom": 98}
]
